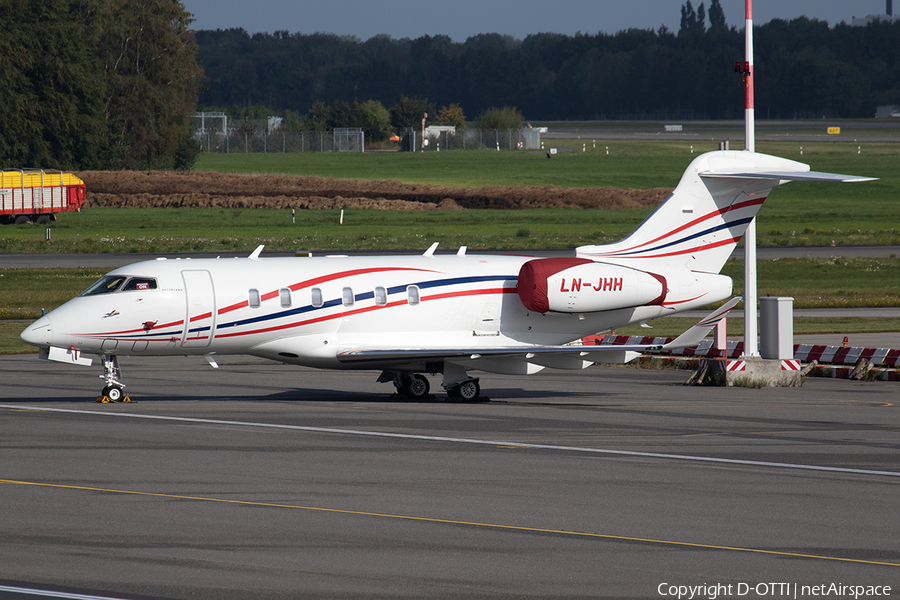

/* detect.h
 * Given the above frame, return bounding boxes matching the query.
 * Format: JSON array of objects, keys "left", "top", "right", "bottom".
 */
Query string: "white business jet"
[{"left": 20, "top": 151, "right": 873, "bottom": 402}]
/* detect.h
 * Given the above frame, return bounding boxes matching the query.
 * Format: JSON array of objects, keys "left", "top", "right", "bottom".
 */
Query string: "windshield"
[
  {"left": 80, "top": 276, "right": 129, "bottom": 296},
  {"left": 80, "top": 275, "right": 158, "bottom": 296}
]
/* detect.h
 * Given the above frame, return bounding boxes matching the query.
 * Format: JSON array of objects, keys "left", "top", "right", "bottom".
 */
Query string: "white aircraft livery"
[{"left": 20, "top": 151, "right": 873, "bottom": 402}]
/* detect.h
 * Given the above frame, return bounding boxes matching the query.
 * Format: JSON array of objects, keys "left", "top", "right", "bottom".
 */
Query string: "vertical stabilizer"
[{"left": 576, "top": 151, "right": 871, "bottom": 275}]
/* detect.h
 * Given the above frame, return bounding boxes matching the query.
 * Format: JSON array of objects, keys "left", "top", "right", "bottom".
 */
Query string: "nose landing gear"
[{"left": 96, "top": 354, "right": 131, "bottom": 403}]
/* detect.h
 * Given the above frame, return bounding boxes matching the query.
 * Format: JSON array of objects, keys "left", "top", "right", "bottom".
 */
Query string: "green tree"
[
  {"left": 356, "top": 100, "right": 392, "bottom": 141},
  {"left": 389, "top": 95, "right": 434, "bottom": 130},
  {"left": 303, "top": 100, "right": 330, "bottom": 131},
  {"left": 0, "top": 0, "right": 202, "bottom": 170},
  {"left": 0, "top": 0, "right": 105, "bottom": 169},
  {"left": 99, "top": 0, "right": 203, "bottom": 169},
  {"left": 708, "top": 0, "right": 726, "bottom": 29},
  {"left": 436, "top": 103, "right": 467, "bottom": 129},
  {"left": 474, "top": 106, "right": 523, "bottom": 130},
  {"left": 680, "top": 1, "right": 707, "bottom": 34}
]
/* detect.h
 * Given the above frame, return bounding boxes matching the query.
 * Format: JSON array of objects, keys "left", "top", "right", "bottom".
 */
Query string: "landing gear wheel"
[
  {"left": 447, "top": 379, "right": 481, "bottom": 402},
  {"left": 406, "top": 374, "right": 430, "bottom": 399},
  {"left": 457, "top": 379, "right": 481, "bottom": 401},
  {"left": 98, "top": 385, "right": 128, "bottom": 402}
]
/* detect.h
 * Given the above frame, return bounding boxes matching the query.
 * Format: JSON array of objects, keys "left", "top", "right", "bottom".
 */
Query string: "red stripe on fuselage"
[
  {"left": 215, "top": 287, "right": 512, "bottom": 340},
  {"left": 73, "top": 318, "right": 185, "bottom": 338},
  {"left": 423, "top": 287, "right": 517, "bottom": 303},
  {"left": 217, "top": 266, "right": 438, "bottom": 316}
]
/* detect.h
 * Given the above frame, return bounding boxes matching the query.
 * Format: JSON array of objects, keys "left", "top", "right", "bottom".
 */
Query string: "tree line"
[
  {"left": 4, "top": 1, "right": 900, "bottom": 171},
  {"left": 196, "top": 10, "right": 900, "bottom": 124}
]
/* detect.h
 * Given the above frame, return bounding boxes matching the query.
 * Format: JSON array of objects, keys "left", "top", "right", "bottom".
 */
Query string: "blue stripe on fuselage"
[{"left": 216, "top": 274, "right": 514, "bottom": 331}]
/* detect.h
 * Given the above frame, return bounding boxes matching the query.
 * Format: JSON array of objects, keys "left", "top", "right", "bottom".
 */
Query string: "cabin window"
[
  {"left": 248, "top": 288, "right": 261, "bottom": 308},
  {"left": 342, "top": 287, "right": 354, "bottom": 307},
  {"left": 407, "top": 285, "right": 420, "bottom": 306},
  {"left": 80, "top": 275, "right": 128, "bottom": 296},
  {"left": 279, "top": 288, "right": 292, "bottom": 308},
  {"left": 311, "top": 287, "right": 323, "bottom": 307},
  {"left": 374, "top": 286, "right": 387, "bottom": 306}
]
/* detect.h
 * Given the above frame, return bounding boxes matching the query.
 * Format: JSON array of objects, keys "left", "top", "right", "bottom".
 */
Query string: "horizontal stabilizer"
[
  {"left": 662, "top": 296, "right": 742, "bottom": 350},
  {"left": 701, "top": 170, "right": 876, "bottom": 183}
]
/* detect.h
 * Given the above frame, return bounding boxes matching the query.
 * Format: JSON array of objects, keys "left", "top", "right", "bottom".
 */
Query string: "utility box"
[{"left": 760, "top": 296, "right": 794, "bottom": 360}]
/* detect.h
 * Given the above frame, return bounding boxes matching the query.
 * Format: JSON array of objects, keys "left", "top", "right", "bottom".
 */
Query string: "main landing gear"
[
  {"left": 97, "top": 354, "right": 131, "bottom": 403},
  {"left": 381, "top": 363, "right": 485, "bottom": 402},
  {"left": 382, "top": 372, "right": 433, "bottom": 400},
  {"left": 446, "top": 378, "right": 481, "bottom": 402}
]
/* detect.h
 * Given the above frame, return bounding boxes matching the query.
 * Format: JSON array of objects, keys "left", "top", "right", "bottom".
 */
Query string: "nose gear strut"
[{"left": 97, "top": 354, "right": 131, "bottom": 403}]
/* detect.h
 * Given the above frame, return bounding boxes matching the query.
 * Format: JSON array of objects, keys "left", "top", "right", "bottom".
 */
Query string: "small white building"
[{"left": 425, "top": 125, "right": 456, "bottom": 136}]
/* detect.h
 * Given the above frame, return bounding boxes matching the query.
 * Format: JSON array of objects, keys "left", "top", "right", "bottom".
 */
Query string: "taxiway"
[{"left": 1, "top": 355, "right": 898, "bottom": 599}]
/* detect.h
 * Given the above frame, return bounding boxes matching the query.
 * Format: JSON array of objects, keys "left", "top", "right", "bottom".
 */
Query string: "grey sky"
[{"left": 181, "top": 0, "right": 891, "bottom": 41}]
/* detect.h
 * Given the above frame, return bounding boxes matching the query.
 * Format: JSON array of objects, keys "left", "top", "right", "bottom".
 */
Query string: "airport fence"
[{"left": 194, "top": 128, "right": 542, "bottom": 154}]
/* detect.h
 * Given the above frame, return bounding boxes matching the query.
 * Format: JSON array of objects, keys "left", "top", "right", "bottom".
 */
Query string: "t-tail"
[{"left": 576, "top": 150, "right": 875, "bottom": 275}]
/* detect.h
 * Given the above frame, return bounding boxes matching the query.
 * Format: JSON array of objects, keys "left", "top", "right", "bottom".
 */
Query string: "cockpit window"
[
  {"left": 81, "top": 276, "right": 129, "bottom": 296},
  {"left": 80, "top": 276, "right": 158, "bottom": 296}
]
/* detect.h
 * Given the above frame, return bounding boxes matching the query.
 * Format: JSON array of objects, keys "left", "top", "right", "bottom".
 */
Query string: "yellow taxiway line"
[{"left": 2, "top": 477, "right": 898, "bottom": 568}]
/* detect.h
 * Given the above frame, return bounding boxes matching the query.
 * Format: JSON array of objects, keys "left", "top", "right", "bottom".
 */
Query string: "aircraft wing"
[
  {"left": 337, "top": 297, "right": 742, "bottom": 366},
  {"left": 337, "top": 342, "right": 659, "bottom": 364}
]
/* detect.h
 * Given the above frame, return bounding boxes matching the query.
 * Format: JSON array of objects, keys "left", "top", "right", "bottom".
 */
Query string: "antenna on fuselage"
[{"left": 249, "top": 245, "right": 265, "bottom": 260}]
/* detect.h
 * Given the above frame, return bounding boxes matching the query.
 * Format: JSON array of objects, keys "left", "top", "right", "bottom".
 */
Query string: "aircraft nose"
[{"left": 20, "top": 315, "right": 53, "bottom": 347}]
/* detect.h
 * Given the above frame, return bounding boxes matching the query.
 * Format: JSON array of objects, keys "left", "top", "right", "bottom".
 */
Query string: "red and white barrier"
[{"left": 584, "top": 334, "right": 900, "bottom": 367}]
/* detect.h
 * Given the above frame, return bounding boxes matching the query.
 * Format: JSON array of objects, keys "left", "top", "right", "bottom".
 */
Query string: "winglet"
[
  {"left": 423, "top": 242, "right": 439, "bottom": 257},
  {"left": 249, "top": 245, "right": 265, "bottom": 260},
  {"left": 662, "top": 297, "right": 742, "bottom": 350}
]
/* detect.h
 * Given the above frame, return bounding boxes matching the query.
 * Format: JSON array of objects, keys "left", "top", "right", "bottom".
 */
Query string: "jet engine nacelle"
[{"left": 517, "top": 258, "right": 666, "bottom": 314}]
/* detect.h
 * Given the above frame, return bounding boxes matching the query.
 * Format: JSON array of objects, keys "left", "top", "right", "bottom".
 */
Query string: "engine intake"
[{"left": 517, "top": 258, "right": 666, "bottom": 314}]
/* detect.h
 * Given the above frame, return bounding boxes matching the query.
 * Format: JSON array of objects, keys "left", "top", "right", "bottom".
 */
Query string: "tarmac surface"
[{"left": 1, "top": 354, "right": 898, "bottom": 599}]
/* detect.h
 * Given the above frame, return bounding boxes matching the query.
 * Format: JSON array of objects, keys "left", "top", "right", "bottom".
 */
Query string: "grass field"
[{"left": 2, "top": 140, "right": 898, "bottom": 253}]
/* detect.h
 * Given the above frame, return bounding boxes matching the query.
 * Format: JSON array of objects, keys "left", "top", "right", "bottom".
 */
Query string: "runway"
[{"left": 1, "top": 355, "right": 898, "bottom": 599}]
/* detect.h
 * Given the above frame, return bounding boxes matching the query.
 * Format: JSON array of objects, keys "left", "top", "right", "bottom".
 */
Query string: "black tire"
[
  {"left": 457, "top": 380, "right": 480, "bottom": 401},
  {"left": 106, "top": 386, "right": 123, "bottom": 402},
  {"left": 36, "top": 215, "right": 52, "bottom": 225},
  {"left": 407, "top": 374, "right": 430, "bottom": 399},
  {"left": 14, "top": 215, "right": 31, "bottom": 225}
]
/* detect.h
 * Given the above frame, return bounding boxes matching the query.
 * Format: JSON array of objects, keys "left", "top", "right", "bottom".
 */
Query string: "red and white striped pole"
[{"left": 742, "top": 0, "right": 759, "bottom": 357}]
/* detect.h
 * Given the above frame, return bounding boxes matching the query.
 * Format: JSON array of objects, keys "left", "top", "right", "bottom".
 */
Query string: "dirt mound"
[{"left": 75, "top": 170, "right": 671, "bottom": 211}]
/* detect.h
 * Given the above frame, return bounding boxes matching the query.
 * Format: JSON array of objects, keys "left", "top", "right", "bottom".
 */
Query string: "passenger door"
[{"left": 182, "top": 270, "right": 216, "bottom": 348}]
